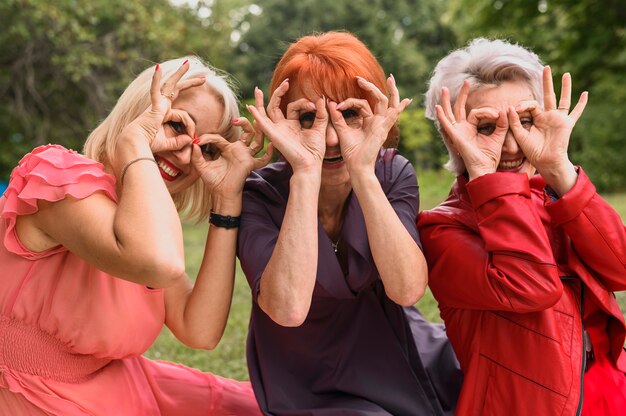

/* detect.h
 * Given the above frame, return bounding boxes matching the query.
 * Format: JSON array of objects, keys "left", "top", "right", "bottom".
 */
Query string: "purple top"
[{"left": 238, "top": 150, "right": 460, "bottom": 415}]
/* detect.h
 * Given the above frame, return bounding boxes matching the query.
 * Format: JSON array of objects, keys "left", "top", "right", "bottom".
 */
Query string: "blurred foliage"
[
  {"left": 446, "top": 0, "right": 626, "bottom": 189},
  {"left": 0, "top": 0, "right": 231, "bottom": 177},
  {"left": 1, "top": 0, "right": 625, "bottom": 191}
]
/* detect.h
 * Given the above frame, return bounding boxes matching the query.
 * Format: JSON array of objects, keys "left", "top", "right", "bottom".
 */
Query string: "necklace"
[{"left": 331, "top": 238, "right": 340, "bottom": 253}]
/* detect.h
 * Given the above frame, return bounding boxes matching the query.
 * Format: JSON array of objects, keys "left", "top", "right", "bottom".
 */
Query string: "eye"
[
  {"left": 520, "top": 117, "right": 533, "bottom": 130},
  {"left": 166, "top": 121, "right": 186, "bottom": 135},
  {"left": 299, "top": 112, "right": 315, "bottom": 129},
  {"left": 341, "top": 109, "right": 358, "bottom": 120},
  {"left": 201, "top": 143, "right": 218, "bottom": 160},
  {"left": 477, "top": 123, "right": 496, "bottom": 136}
]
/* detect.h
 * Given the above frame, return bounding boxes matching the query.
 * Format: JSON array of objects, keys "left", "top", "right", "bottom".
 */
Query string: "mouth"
[
  {"left": 497, "top": 157, "right": 525, "bottom": 171},
  {"left": 323, "top": 154, "right": 344, "bottom": 165},
  {"left": 154, "top": 156, "right": 183, "bottom": 181}
]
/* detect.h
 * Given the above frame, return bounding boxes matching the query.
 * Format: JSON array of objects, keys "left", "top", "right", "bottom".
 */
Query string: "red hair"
[{"left": 270, "top": 32, "right": 399, "bottom": 147}]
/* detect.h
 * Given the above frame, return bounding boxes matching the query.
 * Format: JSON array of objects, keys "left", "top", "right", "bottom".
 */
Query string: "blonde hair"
[
  {"left": 424, "top": 38, "right": 544, "bottom": 175},
  {"left": 84, "top": 56, "right": 240, "bottom": 222}
]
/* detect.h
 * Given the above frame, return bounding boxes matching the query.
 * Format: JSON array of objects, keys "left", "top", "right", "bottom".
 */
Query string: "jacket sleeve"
[
  {"left": 545, "top": 167, "right": 626, "bottom": 292},
  {"left": 418, "top": 172, "right": 562, "bottom": 312}
]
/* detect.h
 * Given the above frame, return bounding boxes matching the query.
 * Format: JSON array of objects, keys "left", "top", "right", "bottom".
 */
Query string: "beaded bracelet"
[{"left": 120, "top": 157, "right": 157, "bottom": 184}]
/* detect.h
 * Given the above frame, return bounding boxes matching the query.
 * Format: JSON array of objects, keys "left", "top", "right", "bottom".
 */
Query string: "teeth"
[
  {"left": 324, "top": 156, "right": 343, "bottom": 163},
  {"left": 499, "top": 159, "right": 523, "bottom": 169},
  {"left": 156, "top": 159, "right": 180, "bottom": 177}
]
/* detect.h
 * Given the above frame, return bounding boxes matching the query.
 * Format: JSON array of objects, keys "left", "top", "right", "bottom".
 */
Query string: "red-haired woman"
[{"left": 238, "top": 32, "right": 461, "bottom": 415}]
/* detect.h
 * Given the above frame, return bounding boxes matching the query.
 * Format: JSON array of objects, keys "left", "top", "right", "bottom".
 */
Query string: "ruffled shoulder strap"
[{"left": 1, "top": 144, "right": 117, "bottom": 259}]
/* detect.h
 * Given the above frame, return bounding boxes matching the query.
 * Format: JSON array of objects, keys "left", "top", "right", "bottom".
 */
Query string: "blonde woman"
[{"left": 0, "top": 57, "right": 270, "bottom": 415}]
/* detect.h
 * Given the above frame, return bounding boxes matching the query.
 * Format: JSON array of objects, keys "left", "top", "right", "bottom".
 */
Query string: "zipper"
[{"left": 561, "top": 277, "right": 585, "bottom": 416}]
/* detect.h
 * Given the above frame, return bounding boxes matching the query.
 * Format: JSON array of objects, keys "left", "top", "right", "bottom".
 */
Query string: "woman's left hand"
[
  {"left": 328, "top": 75, "right": 411, "bottom": 176},
  {"left": 191, "top": 118, "right": 273, "bottom": 198},
  {"left": 508, "top": 66, "right": 588, "bottom": 194}
]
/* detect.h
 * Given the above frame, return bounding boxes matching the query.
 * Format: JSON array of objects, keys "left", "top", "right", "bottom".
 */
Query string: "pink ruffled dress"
[{"left": 0, "top": 145, "right": 260, "bottom": 415}]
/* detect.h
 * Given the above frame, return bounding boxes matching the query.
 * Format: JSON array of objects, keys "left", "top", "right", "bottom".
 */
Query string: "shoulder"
[
  {"left": 243, "top": 159, "right": 292, "bottom": 209},
  {"left": 375, "top": 148, "right": 416, "bottom": 191},
  {"left": 3, "top": 144, "right": 117, "bottom": 220}
]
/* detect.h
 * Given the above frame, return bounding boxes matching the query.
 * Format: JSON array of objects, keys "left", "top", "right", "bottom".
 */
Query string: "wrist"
[
  {"left": 350, "top": 170, "right": 379, "bottom": 192},
  {"left": 539, "top": 160, "right": 578, "bottom": 197},
  {"left": 114, "top": 136, "right": 153, "bottom": 174},
  {"left": 210, "top": 193, "right": 242, "bottom": 217}
]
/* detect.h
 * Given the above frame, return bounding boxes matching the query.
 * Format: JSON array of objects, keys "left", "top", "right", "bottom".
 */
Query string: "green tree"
[
  {"left": 0, "top": 0, "right": 235, "bottom": 179},
  {"left": 230, "top": 0, "right": 457, "bottom": 169}
]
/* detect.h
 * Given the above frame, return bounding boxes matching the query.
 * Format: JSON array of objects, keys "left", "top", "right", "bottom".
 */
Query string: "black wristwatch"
[{"left": 209, "top": 211, "right": 241, "bottom": 229}]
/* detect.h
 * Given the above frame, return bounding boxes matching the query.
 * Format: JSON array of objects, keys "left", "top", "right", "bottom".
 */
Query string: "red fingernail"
[
  {"left": 183, "top": 59, "right": 189, "bottom": 65},
  {"left": 155, "top": 63, "right": 159, "bottom": 72},
  {"left": 231, "top": 117, "right": 238, "bottom": 123}
]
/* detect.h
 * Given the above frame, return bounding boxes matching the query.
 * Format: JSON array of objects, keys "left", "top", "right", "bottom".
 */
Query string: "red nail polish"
[
  {"left": 155, "top": 63, "right": 159, "bottom": 72},
  {"left": 231, "top": 117, "right": 238, "bottom": 123},
  {"left": 183, "top": 59, "right": 189, "bottom": 66}
]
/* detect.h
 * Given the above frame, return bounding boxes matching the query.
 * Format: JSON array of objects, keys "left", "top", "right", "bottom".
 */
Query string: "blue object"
[{"left": 0, "top": 181, "right": 7, "bottom": 196}]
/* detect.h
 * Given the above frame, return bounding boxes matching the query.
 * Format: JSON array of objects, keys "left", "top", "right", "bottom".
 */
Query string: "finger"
[
  {"left": 508, "top": 106, "right": 529, "bottom": 140},
  {"left": 558, "top": 72, "right": 572, "bottom": 112},
  {"left": 569, "top": 91, "right": 588, "bottom": 123},
  {"left": 158, "top": 135, "right": 194, "bottom": 152},
  {"left": 356, "top": 76, "right": 388, "bottom": 114},
  {"left": 267, "top": 79, "right": 289, "bottom": 122},
  {"left": 161, "top": 59, "right": 190, "bottom": 98},
  {"left": 150, "top": 64, "right": 163, "bottom": 111},
  {"left": 336, "top": 98, "right": 373, "bottom": 118},
  {"left": 253, "top": 143, "right": 274, "bottom": 169},
  {"left": 454, "top": 80, "right": 470, "bottom": 122},
  {"left": 233, "top": 117, "right": 254, "bottom": 145},
  {"left": 254, "top": 86, "right": 268, "bottom": 118},
  {"left": 168, "top": 108, "right": 196, "bottom": 139},
  {"left": 494, "top": 109, "right": 509, "bottom": 136},
  {"left": 197, "top": 133, "right": 231, "bottom": 152},
  {"left": 311, "top": 97, "right": 329, "bottom": 132},
  {"left": 435, "top": 105, "right": 457, "bottom": 143},
  {"left": 466, "top": 107, "right": 500, "bottom": 125},
  {"left": 397, "top": 98, "right": 413, "bottom": 113},
  {"left": 327, "top": 101, "right": 349, "bottom": 132},
  {"left": 246, "top": 104, "right": 273, "bottom": 136},
  {"left": 515, "top": 100, "right": 542, "bottom": 119},
  {"left": 250, "top": 120, "right": 265, "bottom": 154},
  {"left": 190, "top": 140, "right": 208, "bottom": 170},
  {"left": 286, "top": 98, "right": 316, "bottom": 120},
  {"left": 387, "top": 74, "right": 400, "bottom": 108},
  {"left": 441, "top": 87, "right": 456, "bottom": 123},
  {"left": 543, "top": 65, "right": 557, "bottom": 111},
  {"left": 177, "top": 76, "right": 206, "bottom": 92}
]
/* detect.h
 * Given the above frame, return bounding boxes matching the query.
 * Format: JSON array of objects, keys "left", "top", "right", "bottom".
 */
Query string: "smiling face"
[
  {"left": 465, "top": 80, "right": 537, "bottom": 179},
  {"left": 153, "top": 84, "right": 224, "bottom": 194}
]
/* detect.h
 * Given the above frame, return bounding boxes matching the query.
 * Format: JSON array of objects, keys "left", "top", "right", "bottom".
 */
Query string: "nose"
[
  {"left": 501, "top": 128, "right": 521, "bottom": 156},
  {"left": 325, "top": 123, "right": 339, "bottom": 148},
  {"left": 171, "top": 142, "right": 193, "bottom": 165}
]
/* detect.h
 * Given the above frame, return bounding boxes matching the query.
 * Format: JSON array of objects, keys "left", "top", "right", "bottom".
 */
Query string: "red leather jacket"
[{"left": 418, "top": 169, "right": 626, "bottom": 416}]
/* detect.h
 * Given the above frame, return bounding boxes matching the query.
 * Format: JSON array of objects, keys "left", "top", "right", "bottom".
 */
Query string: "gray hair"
[{"left": 424, "top": 38, "right": 544, "bottom": 175}]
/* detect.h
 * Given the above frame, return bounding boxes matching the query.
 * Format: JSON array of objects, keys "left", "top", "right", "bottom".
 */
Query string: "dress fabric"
[
  {"left": 418, "top": 170, "right": 626, "bottom": 416},
  {"left": 0, "top": 145, "right": 260, "bottom": 416},
  {"left": 238, "top": 150, "right": 462, "bottom": 416}
]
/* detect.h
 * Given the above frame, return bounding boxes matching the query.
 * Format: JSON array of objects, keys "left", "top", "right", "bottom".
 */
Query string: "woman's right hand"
[
  {"left": 246, "top": 80, "right": 327, "bottom": 173},
  {"left": 191, "top": 118, "right": 274, "bottom": 199},
  {"left": 117, "top": 61, "right": 206, "bottom": 155},
  {"left": 435, "top": 81, "right": 509, "bottom": 180}
]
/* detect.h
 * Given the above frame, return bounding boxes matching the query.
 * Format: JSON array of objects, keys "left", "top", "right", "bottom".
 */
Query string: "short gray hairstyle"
[{"left": 424, "top": 38, "right": 544, "bottom": 175}]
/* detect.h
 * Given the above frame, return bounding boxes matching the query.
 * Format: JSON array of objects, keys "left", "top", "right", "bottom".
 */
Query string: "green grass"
[{"left": 146, "top": 170, "right": 626, "bottom": 380}]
